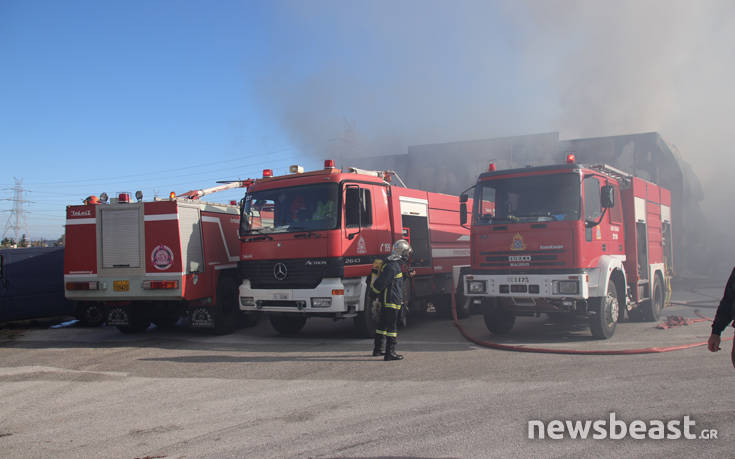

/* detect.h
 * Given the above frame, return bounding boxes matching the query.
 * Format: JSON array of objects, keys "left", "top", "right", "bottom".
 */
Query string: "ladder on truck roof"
[
  {"left": 589, "top": 164, "right": 632, "bottom": 187},
  {"left": 346, "top": 167, "right": 408, "bottom": 188}
]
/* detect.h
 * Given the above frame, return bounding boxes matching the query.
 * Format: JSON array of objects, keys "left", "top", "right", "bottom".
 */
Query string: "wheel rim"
[
  {"left": 369, "top": 297, "right": 381, "bottom": 322},
  {"left": 86, "top": 305, "right": 103, "bottom": 324},
  {"left": 606, "top": 293, "right": 619, "bottom": 327},
  {"left": 655, "top": 284, "right": 663, "bottom": 315}
]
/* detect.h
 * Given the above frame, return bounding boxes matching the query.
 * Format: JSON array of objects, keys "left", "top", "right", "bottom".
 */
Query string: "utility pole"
[{"left": 2, "top": 177, "right": 32, "bottom": 243}]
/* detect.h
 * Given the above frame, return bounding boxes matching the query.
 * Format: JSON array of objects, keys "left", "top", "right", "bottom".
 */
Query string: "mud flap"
[
  {"left": 107, "top": 306, "right": 130, "bottom": 326},
  {"left": 190, "top": 306, "right": 215, "bottom": 329}
]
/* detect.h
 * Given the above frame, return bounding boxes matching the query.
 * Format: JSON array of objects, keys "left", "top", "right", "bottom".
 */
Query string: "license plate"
[
  {"left": 113, "top": 280, "right": 130, "bottom": 292},
  {"left": 508, "top": 276, "right": 529, "bottom": 283}
]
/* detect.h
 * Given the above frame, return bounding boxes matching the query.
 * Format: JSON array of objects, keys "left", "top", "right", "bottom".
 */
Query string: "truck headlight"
[
  {"left": 311, "top": 297, "right": 332, "bottom": 308},
  {"left": 467, "top": 280, "right": 487, "bottom": 293},
  {"left": 240, "top": 296, "right": 255, "bottom": 307},
  {"left": 553, "top": 280, "right": 579, "bottom": 295}
]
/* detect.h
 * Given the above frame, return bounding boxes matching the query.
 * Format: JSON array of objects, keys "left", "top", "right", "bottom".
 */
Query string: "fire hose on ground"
[{"left": 449, "top": 291, "right": 732, "bottom": 355}]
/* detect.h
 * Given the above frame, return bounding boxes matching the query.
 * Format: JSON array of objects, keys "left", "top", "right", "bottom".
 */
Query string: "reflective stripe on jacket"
[{"left": 371, "top": 258, "right": 404, "bottom": 310}]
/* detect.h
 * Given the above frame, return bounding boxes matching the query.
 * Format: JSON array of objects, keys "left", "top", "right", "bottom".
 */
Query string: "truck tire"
[
  {"left": 117, "top": 307, "right": 151, "bottom": 334},
  {"left": 589, "top": 281, "right": 619, "bottom": 339},
  {"left": 454, "top": 283, "right": 471, "bottom": 319},
  {"left": 483, "top": 305, "right": 515, "bottom": 335},
  {"left": 399, "top": 302, "right": 408, "bottom": 329},
  {"left": 269, "top": 315, "right": 307, "bottom": 336},
  {"left": 76, "top": 302, "right": 106, "bottom": 327},
  {"left": 639, "top": 276, "right": 664, "bottom": 322},
  {"left": 213, "top": 275, "right": 238, "bottom": 335},
  {"left": 239, "top": 311, "right": 261, "bottom": 329},
  {"left": 354, "top": 290, "right": 381, "bottom": 338},
  {"left": 151, "top": 312, "right": 181, "bottom": 330}
]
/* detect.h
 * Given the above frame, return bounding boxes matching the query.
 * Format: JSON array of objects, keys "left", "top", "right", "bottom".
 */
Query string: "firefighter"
[
  {"left": 707, "top": 266, "right": 735, "bottom": 368},
  {"left": 371, "top": 239, "right": 413, "bottom": 361}
]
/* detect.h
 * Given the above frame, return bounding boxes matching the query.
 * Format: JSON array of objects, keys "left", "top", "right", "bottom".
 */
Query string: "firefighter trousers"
[{"left": 376, "top": 302, "right": 400, "bottom": 339}]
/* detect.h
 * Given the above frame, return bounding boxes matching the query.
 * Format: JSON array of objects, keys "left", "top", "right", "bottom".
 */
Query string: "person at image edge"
[{"left": 707, "top": 266, "right": 735, "bottom": 368}]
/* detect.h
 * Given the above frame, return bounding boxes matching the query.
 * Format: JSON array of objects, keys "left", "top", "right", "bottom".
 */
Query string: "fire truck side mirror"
[
  {"left": 459, "top": 193, "right": 468, "bottom": 203},
  {"left": 460, "top": 203, "right": 468, "bottom": 225},
  {"left": 601, "top": 185, "right": 615, "bottom": 209}
]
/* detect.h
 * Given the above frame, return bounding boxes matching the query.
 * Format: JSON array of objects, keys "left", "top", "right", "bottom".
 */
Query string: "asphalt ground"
[{"left": 0, "top": 280, "right": 733, "bottom": 458}]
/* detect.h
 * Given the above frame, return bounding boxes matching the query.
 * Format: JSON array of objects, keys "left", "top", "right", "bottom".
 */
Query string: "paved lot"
[{"left": 0, "top": 282, "right": 732, "bottom": 458}]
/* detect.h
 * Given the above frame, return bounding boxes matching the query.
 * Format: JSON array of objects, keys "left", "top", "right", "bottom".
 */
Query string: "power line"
[
  {"left": 18, "top": 155, "right": 303, "bottom": 201},
  {"left": 22, "top": 146, "right": 302, "bottom": 187}
]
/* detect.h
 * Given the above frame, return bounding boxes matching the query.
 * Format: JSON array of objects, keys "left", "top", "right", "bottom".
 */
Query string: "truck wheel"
[
  {"left": 399, "top": 303, "right": 408, "bottom": 329},
  {"left": 639, "top": 276, "right": 664, "bottom": 322},
  {"left": 454, "top": 283, "right": 471, "bottom": 319},
  {"left": 354, "top": 290, "right": 381, "bottom": 338},
  {"left": 589, "top": 281, "right": 619, "bottom": 339},
  {"left": 627, "top": 307, "right": 643, "bottom": 322},
  {"left": 239, "top": 311, "right": 261, "bottom": 329},
  {"left": 269, "top": 315, "right": 307, "bottom": 336},
  {"left": 152, "top": 312, "right": 180, "bottom": 330},
  {"left": 483, "top": 306, "right": 515, "bottom": 335},
  {"left": 76, "top": 302, "right": 106, "bottom": 327},
  {"left": 117, "top": 308, "right": 151, "bottom": 334},
  {"left": 213, "top": 275, "right": 238, "bottom": 335}
]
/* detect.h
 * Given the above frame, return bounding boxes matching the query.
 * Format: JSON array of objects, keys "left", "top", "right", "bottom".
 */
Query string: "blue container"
[{"left": 0, "top": 247, "right": 74, "bottom": 322}]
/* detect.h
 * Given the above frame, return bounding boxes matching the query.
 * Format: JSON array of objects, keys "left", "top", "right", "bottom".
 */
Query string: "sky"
[{"left": 1, "top": 0, "right": 734, "bottom": 240}]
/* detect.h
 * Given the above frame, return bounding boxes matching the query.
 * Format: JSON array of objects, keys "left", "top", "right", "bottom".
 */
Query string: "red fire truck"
[
  {"left": 64, "top": 182, "right": 255, "bottom": 334},
  {"left": 237, "top": 160, "right": 471, "bottom": 336},
  {"left": 458, "top": 155, "right": 673, "bottom": 339}
]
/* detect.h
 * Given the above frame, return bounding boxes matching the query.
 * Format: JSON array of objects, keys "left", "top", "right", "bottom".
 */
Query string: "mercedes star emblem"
[{"left": 273, "top": 262, "right": 288, "bottom": 281}]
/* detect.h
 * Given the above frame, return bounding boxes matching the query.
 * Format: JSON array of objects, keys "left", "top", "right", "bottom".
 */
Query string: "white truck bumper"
[
  {"left": 238, "top": 277, "right": 364, "bottom": 314},
  {"left": 64, "top": 274, "right": 184, "bottom": 301},
  {"left": 462, "top": 272, "right": 591, "bottom": 301}
]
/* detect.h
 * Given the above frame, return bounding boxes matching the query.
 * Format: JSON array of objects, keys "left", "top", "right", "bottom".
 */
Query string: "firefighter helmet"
[{"left": 389, "top": 239, "right": 413, "bottom": 262}]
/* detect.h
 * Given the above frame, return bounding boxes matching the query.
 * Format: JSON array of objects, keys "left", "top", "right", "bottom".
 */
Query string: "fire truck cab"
[
  {"left": 459, "top": 157, "right": 673, "bottom": 339},
  {"left": 238, "top": 161, "right": 471, "bottom": 336}
]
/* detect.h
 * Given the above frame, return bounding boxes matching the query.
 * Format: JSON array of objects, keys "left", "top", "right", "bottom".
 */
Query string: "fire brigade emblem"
[
  {"left": 151, "top": 245, "right": 174, "bottom": 270},
  {"left": 357, "top": 235, "right": 367, "bottom": 255},
  {"left": 510, "top": 233, "right": 526, "bottom": 251}
]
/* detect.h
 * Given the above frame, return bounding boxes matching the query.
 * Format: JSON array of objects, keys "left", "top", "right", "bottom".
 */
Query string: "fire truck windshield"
[
  {"left": 473, "top": 173, "right": 581, "bottom": 225},
  {"left": 240, "top": 183, "right": 339, "bottom": 235}
]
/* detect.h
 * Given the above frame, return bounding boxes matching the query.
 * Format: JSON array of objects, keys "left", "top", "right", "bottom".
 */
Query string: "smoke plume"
[{"left": 254, "top": 0, "right": 735, "bottom": 275}]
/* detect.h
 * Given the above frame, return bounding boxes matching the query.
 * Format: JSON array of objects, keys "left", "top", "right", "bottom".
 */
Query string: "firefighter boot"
[
  {"left": 384, "top": 337, "right": 403, "bottom": 361},
  {"left": 372, "top": 334, "right": 386, "bottom": 356}
]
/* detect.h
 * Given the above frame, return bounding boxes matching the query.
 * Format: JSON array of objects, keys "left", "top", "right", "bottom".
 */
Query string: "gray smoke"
[{"left": 255, "top": 0, "right": 735, "bottom": 276}]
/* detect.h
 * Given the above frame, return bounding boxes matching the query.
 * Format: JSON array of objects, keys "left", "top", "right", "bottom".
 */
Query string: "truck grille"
[
  {"left": 257, "top": 300, "right": 307, "bottom": 308},
  {"left": 480, "top": 250, "right": 564, "bottom": 269},
  {"left": 238, "top": 258, "right": 344, "bottom": 289}
]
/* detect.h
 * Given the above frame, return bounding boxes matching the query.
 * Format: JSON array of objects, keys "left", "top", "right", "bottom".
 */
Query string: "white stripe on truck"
[
  {"left": 65, "top": 218, "right": 96, "bottom": 225},
  {"left": 432, "top": 248, "right": 471, "bottom": 258},
  {"left": 144, "top": 213, "right": 179, "bottom": 221}
]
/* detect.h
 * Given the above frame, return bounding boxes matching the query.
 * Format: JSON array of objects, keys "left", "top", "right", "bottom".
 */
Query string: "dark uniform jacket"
[
  {"left": 712, "top": 267, "right": 735, "bottom": 335},
  {"left": 371, "top": 259, "right": 404, "bottom": 310}
]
